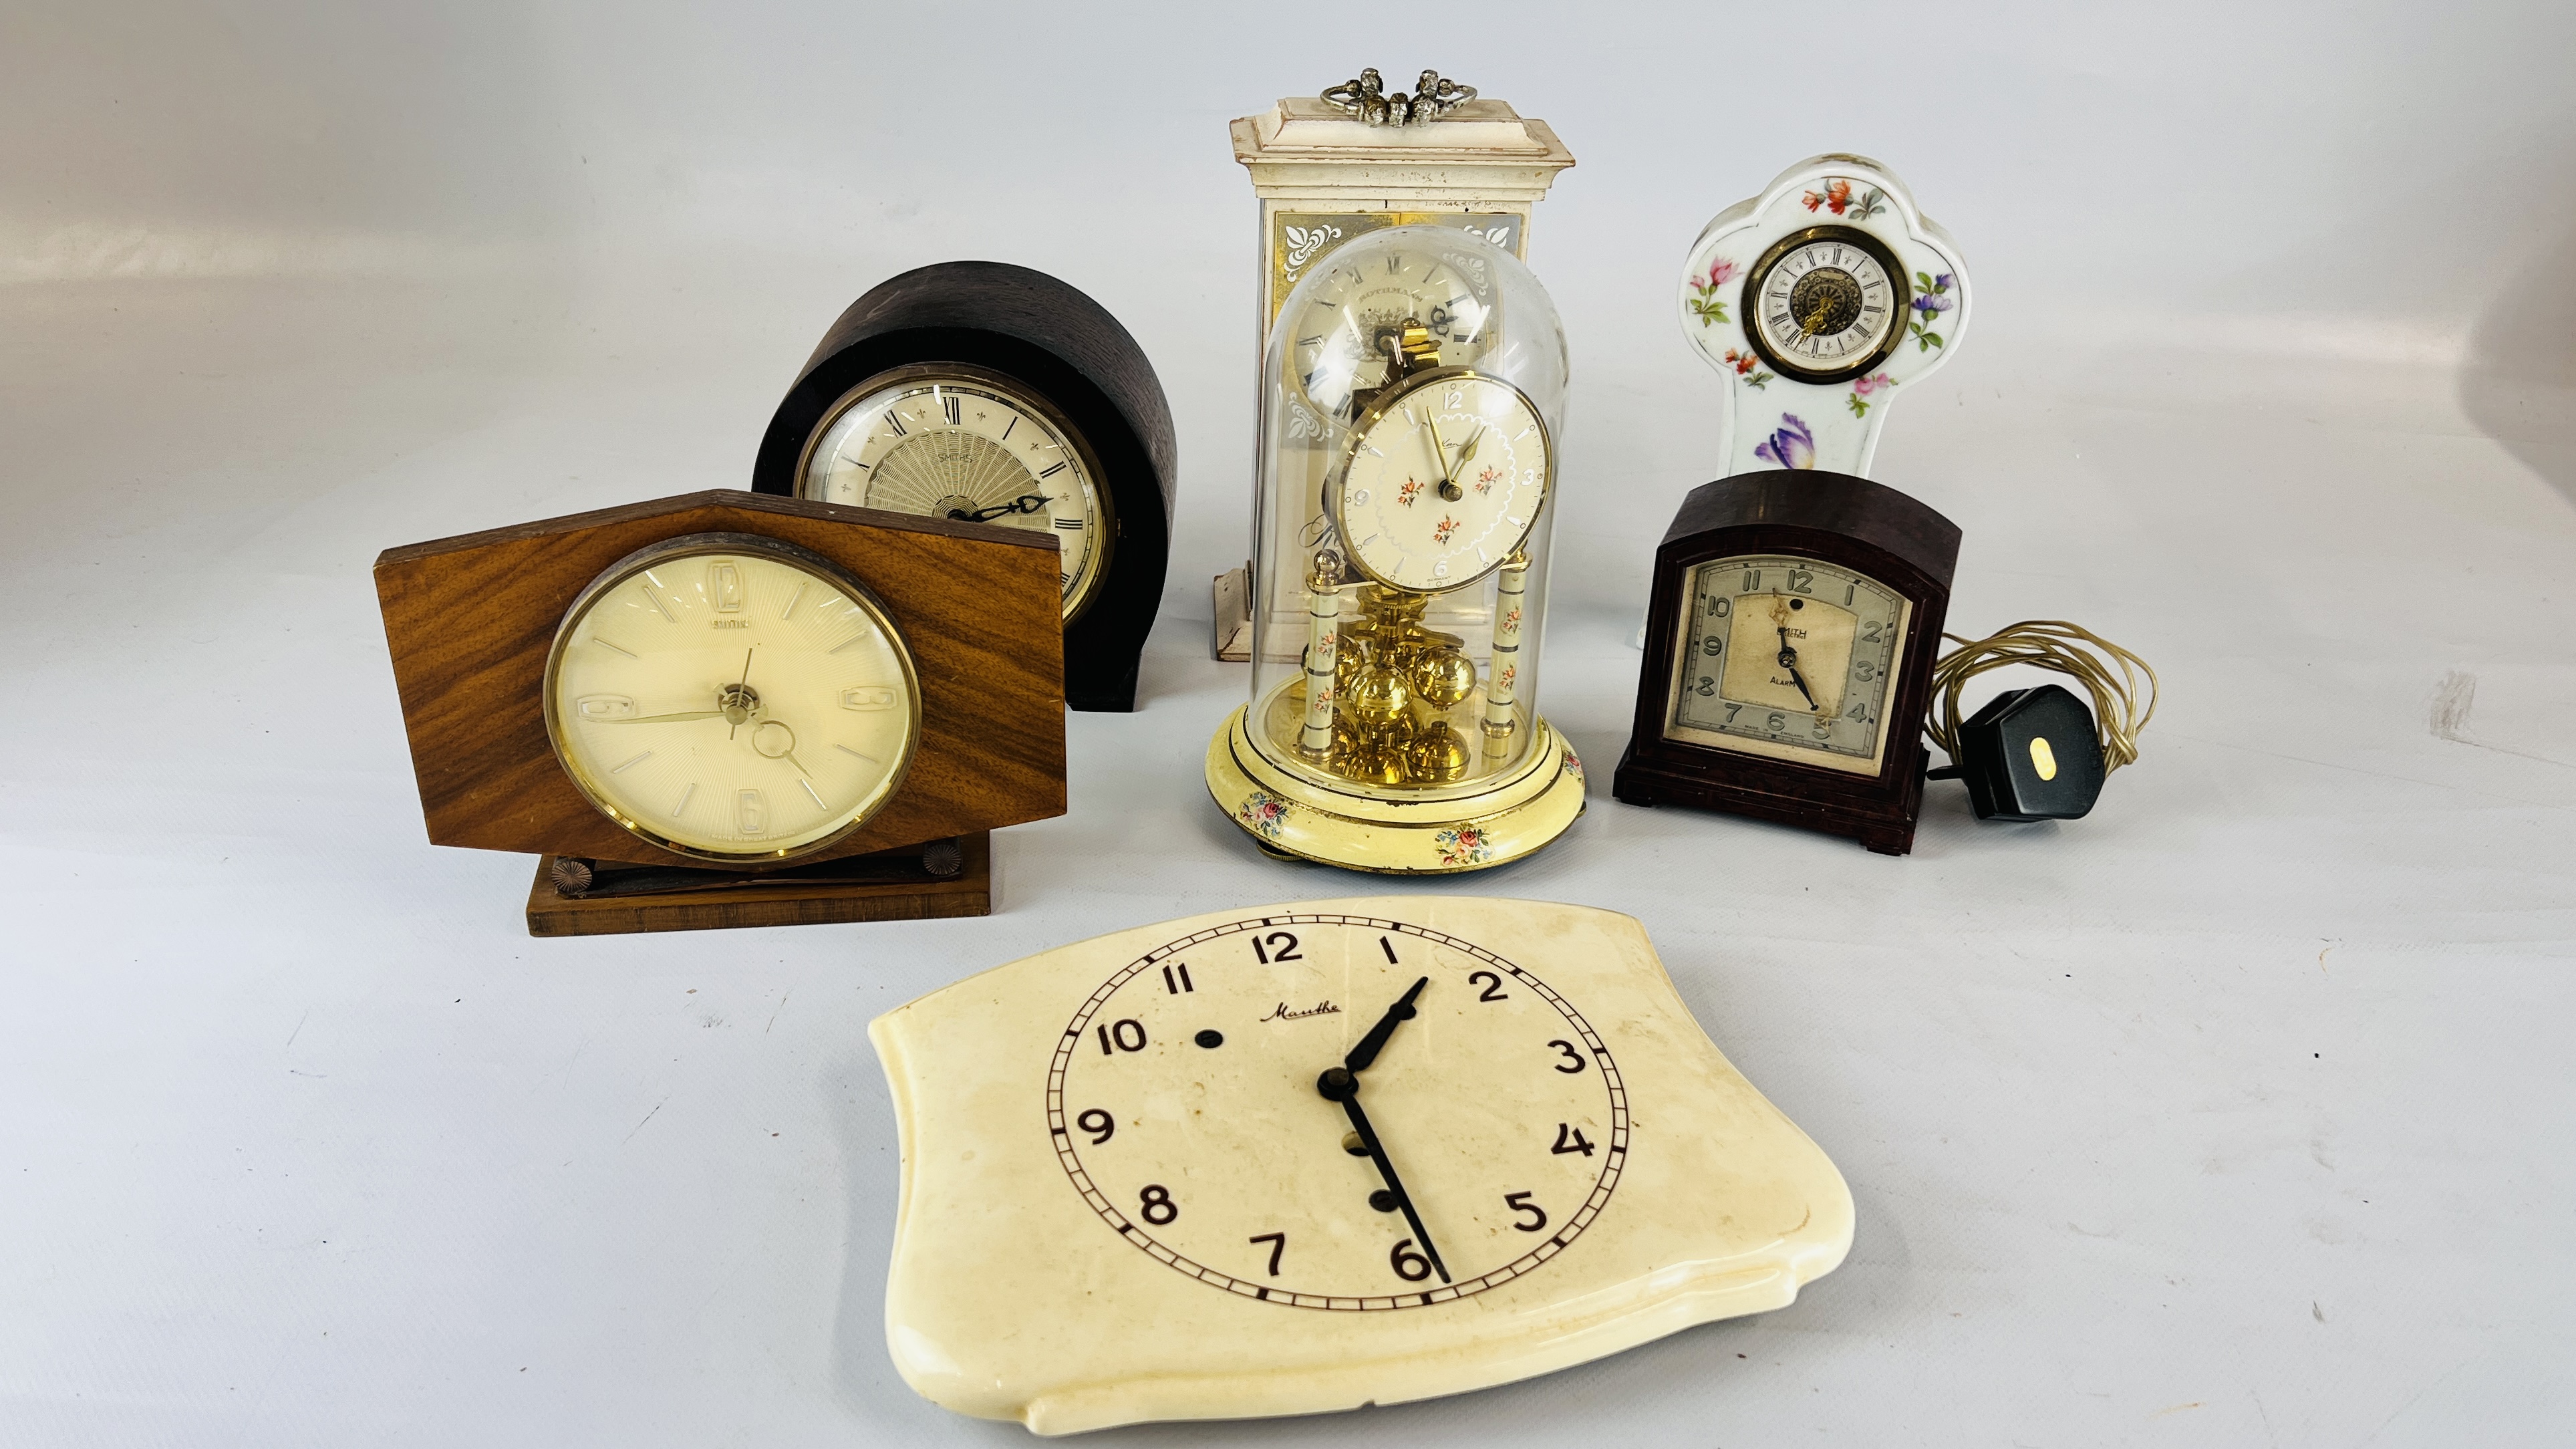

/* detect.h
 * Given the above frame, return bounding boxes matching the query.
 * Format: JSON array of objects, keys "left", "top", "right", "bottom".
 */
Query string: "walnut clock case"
[
  {"left": 374, "top": 490, "right": 1067, "bottom": 935},
  {"left": 1614, "top": 471, "right": 1960, "bottom": 855},
  {"left": 871, "top": 896, "right": 1853, "bottom": 1434},
  {"left": 750, "top": 261, "right": 1176, "bottom": 713}
]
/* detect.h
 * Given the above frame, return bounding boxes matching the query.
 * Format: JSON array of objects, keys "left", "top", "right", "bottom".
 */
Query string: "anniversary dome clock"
[
  {"left": 871, "top": 897, "right": 1852, "bottom": 1433},
  {"left": 752, "top": 261, "right": 1176, "bottom": 713},
  {"left": 375, "top": 491, "right": 1068, "bottom": 934},
  {"left": 1676, "top": 154, "right": 1969, "bottom": 479},
  {"left": 1206, "top": 225, "right": 1582, "bottom": 872},
  {"left": 1212, "top": 70, "right": 1574, "bottom": 660}
]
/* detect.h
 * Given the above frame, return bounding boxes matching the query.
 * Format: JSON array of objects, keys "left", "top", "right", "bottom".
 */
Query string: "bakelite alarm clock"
[
  {"left": 1205, "top": 224, "right": 1584, "bottom": 872},
  {"left": 751, "top": 261, "right": 1175, "bottom": 713},
  {"left": 871, "top": 896, "right": 1852, "bottom": 1434},
  {"left": 374, "top": 491, "right": 1068, "bottom": 935},
  {"left": 1613, "top": 470, "right": 1961, "bottom": 855}
]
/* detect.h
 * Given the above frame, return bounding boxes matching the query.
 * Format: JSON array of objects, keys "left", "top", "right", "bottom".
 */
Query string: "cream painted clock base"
[
  {"left": 1203, "top": 705, "right": 1586, "bottom": 873},
  {"left": 871, "top": 898, "right": 1854, "bottom": 1436}
]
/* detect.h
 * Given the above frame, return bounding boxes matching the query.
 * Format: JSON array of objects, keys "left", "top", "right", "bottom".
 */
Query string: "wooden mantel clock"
[
  {"left": 1612, "top": 470, "right": 1960, "bottom": 855},
  {"left": 750, "top": 261, "right": 1176, "bottom": 714},
  {"left": 374, "top": 490, "right": 1067, "bottom": 936}
]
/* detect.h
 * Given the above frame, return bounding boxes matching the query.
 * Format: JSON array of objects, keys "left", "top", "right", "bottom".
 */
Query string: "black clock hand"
[
  {"left": 950, "top": 493, "right": 1050, "bottom": 523},
  {"left": 1345, "top": 975, "right": 1428, "bottom": 1075},
  {"left": 1777, "top": 628, "right": 1820, "bottom": 710},
  {"left": 1318, "top": 1067, "right": 1451, "bottom": 1285}
]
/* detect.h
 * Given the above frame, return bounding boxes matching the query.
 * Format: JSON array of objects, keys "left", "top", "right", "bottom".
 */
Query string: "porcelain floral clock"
[{"left": 1679, "top": 154, "right": 1971, "bottom": 479}]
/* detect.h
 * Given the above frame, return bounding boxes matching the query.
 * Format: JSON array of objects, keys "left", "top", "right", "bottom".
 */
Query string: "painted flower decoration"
[
  {"left": 1435, "top": 825, "right": 1493, "bottom": 866},
  {"left": 1237, "top": 792, "right": 1290, "bottom": 839},
  {"left": 1695, "top": 258, "right": 1739, "bottom": 291},
  {"left": 1432, "top": 515, "right": 1459, "bottom": 545},
  {"left": 1908, "top": 271, "right": 1955, "bottom": 352},
  {"left": 1686, "top": 258, "right": 1738, "bottom": 327},
  {"left": 1496, "top": 662, "right": 1517, "bottom": 693},
  {"left": 1501, "top": 605, "right": 1522, "bottom": 634},
  {"left": 1846, "top": 372, "right": 1895, "bottom": 418},
  {"left": 1475, "top": 464, "right": 1499, "bottom": 493},
  {"left": 1722, "top": 347, "right": 1774, "bottom": 389},
  {"left": 1397, "top": 477, "right": 1423, "bottom": 507},
  {"left": 1753, "top": 414, "right": 1816, "bottom": 470},
  {"left": 1560, "top": 749, "right": 1584, "bottom": 781},
  {"left": 1802, "top": 178, "right": 1856, "bottom": 215}
]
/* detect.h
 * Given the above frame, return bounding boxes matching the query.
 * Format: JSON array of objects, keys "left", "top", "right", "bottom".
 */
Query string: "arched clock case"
[{"left": 751, "top": 261, "right": 1177, "bottom": 713}]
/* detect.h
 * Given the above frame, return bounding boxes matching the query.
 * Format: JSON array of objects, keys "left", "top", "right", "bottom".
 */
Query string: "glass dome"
[{"left": 1209, "top": 224, "right": 1580, "bottom": 872}]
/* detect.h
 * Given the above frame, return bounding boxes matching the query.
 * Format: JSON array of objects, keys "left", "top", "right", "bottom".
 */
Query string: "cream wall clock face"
[
  {"left": 873, "top": 896, "right": 1852, "bottom": 1435},
  {"left": 798, "top": 366, "right": 1110, "bottom": 620},
  {"left": 543, "top": 533, "right": 921, "bottom": 862}
]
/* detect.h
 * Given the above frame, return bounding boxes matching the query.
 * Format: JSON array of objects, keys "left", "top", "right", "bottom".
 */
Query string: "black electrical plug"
[{"left": 1926, "top": 682, "right": 2106, "bottom": 822}]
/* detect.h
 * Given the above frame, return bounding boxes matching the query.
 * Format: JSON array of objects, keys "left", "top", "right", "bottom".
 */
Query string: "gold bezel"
[
  {"left": 1324, "top": 365, "right": 1552, "bottom": 595},
  {"left": 793, "top": 362, "right": 1115, "bottom": 624},
  {"left": 540, "top": 531, "right": 924, "bottom": 866},
  {"left": 1737, "top": 225, "right": 1912, "bottom": 385}
]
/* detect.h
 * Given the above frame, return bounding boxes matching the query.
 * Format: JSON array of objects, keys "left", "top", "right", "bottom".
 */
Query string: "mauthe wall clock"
[
  {"left": 374, "top": 491, "right": 1067, "bottom": 935},
  {"left": 1212, "top": 72, "right": 1574, "bottom": 660},
  {"left": 1612, "top": 469, "right": 1961, "bottom": 854},
  {"left": 1677, "top": 154, "right": 1971, "bottom": 479},
  {"left": 750, "top": 261, "right": 1175, "bottom": 713},
  {"left": 871, "top": 896, "right": 1852, "bottom": 1434},
  {"left": 1205, "top": 224, "right": 1584, "bottom": 872}
]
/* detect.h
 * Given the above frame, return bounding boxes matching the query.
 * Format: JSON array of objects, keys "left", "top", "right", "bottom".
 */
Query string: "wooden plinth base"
[{"left": 525, "top": 832, "right": 992, "bottom": 937}]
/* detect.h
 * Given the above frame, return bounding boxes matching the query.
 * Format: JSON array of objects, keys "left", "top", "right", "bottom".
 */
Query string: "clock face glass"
[
  {"left": 1048, "top": 913, "right": 1627, "bottom": 1311},
  {"left": 799, "top": 371, "right": 1108, "bottom": 620},
  {"left": 1331, "top": 370, "right": 1548, "bottom": 593},
  {"left": 546, "top": 543, "right": 919, "bottom": 860},
  {"left": 1743, "top": 227, "right": 1908, "bottom": 382},
  {"left": 1286, "top": 244, "right": 1495, "bottom": 416},
  {"left": 1663, "top": 554, "right": 1912, "bottom": 777}
]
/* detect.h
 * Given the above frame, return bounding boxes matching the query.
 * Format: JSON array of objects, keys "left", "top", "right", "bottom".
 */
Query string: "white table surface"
[{"left": 5, "top": 4, "right": 2574, "bottom": 1444}]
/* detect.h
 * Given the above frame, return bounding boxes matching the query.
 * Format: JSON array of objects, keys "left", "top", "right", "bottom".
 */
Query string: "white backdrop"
[{"left": 5, "top": 2, "right": 2574, "bottom": 1444}]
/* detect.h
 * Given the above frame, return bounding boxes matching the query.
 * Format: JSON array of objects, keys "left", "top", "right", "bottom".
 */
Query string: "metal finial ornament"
[{"left": 1321, "top": 68, "right": 1476, "bottom": 127}]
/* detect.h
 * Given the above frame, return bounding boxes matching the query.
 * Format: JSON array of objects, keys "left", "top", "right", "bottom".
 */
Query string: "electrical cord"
[{"left": 1925, "top": 620, "right": 2157, "bottom": 774}]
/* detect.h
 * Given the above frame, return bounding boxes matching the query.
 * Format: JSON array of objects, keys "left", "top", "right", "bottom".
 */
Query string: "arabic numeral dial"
[{"left": 1048, "top": 915, "right": 1627, "bottom": 1309}]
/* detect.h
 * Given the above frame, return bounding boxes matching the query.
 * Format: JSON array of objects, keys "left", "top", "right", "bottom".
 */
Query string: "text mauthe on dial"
[{"left": 1046, "top": 914, "right": 1626, "bottom": 1310}]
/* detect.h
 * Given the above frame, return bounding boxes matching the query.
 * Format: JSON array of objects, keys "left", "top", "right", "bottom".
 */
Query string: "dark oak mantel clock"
[
  {"left": 375, "top": 490, "right": 1068, "bottom": 936},
  {"left": 750, "top": 261, "right": 1176, "bottom": 714},
  {"left": 1613, "top": 470, "right": 1959, "bottom": 855}
]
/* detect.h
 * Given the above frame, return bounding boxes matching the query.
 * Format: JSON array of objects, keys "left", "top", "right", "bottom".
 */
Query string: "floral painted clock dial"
[
  {"left": 1680, "top": 154, "right": 1971, "bottom": 479},
  {"left": 873, "top": 897, "right": 1852, "bottom": 1434}
]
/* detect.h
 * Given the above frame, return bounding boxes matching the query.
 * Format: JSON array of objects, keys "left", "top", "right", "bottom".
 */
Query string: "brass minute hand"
[{"left": 599, "top": 710, "right": 726, "bottom": 724}]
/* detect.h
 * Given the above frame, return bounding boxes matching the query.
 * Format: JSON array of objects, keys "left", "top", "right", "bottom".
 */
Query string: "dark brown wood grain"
[
  {"left": 524, "top": 833, "right": 992, "bottom": 936},
  {"left": 376, "top": 490, "right": 1066, "bottom": 868},
  {"left": 1612, "top": 470, "right": 1961, "bottom": 856}
]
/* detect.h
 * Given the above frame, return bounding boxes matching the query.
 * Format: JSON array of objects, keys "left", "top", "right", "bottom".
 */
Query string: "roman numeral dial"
[{"left": 1740, "top": 225, "right": 1910, "bottom": 384}]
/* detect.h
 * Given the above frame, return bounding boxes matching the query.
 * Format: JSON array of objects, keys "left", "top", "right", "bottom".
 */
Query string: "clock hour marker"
[
  {"left": 885, "top": 410, "right": 907, "bottom": 437},
  {"left": 611, "top": 751, "right": 652, "bottom": 774},
  {"left": 829, "top": 628, "right": 875, "bottom": 654},
  {"left": 1298, "top": 335, "right": 1323, "bottom": 346},
  {"left": 841, "top": 686, "right": 897, "bottom": 710},
  {"left": 672, "top": 782, "right": 696, "bottom": 817},
  {"left": 780, "top": 582, "right": 806, "bottom": 620},
  {"left": 736, "top": 789, "right": 766, "bottom": 833},
  {"left": 709, "top": 561, "right": 744, "bottom": 612},
  {"left": 943, "top": 394, "right": 962, "bottom": 426},
  {"left": 1000, "top": 417, "right": 1016, "bottom": 441},
  {"left": 1054, "top": 517, "right": 1083, "bottom": 530},
  {"left": 800, "top": 779, "right": 827, "bottom": 810},
  {"left": 1040, "top": 462, "right": 1066, "bottom": 478},
  {"left": 835, "top": 743, "right": 879, "bottom": 768},
  {"left": 640, "top": 583, "right": 676, "bottom": 622},
  {"left": 594, "top": 637, "right": 637, "bottom": 658}
]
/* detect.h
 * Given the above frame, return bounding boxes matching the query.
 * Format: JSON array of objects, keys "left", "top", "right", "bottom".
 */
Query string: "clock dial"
[
  {"left": 1049, "top": 913, "right": 1626, "bottom": 1310},
  {"left": 799, "top": 368, "right": 1110, "bottom": 620},
  {"left": 1741, "top": 226, "right": 1909, "bottom": 384},
  {"left": 1330, "top": 368, "right": 1549, "bottom": 593},
  {"left": 1663, "top": 554, "right": 1911, "bottom": 776},
  {"left": 1287, "top": 245, "right": 1495, "bottom": 415},
  {"left": 545, "top": 537, "right": 920, "bottom": 860}
]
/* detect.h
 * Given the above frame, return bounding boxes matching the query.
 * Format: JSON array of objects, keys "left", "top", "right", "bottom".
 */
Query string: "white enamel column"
[
  {"left": 1482, "top": 553, "right": 1528, "bottom": 749},
  {"left": 1300, "top": 553, "right": 1342, "bottom": 754}
]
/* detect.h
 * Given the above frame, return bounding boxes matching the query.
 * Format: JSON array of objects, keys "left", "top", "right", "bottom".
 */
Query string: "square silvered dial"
[{"left": 872, "top": 896, "right": 1852, "bottom": 1434}]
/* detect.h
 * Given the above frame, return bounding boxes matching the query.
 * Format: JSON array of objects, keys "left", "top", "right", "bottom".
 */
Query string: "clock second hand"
[{"left": 1317, "top": 1067, "right": 1451, "bottom": 1285}]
